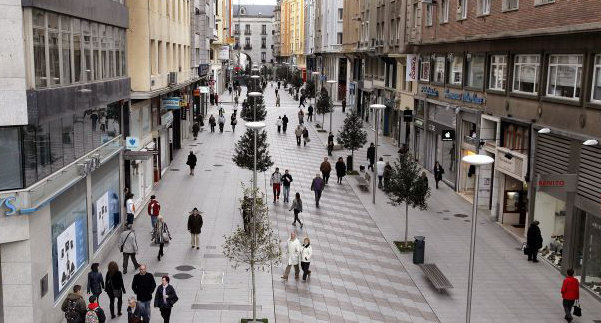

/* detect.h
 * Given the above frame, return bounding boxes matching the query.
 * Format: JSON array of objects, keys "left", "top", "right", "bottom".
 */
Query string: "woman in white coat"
[
  {"left": 300, "top": 237, "right": 312, "bottom": 281},
  {"left": 281, "top": 232, "right": 302, "bottom": 280}
]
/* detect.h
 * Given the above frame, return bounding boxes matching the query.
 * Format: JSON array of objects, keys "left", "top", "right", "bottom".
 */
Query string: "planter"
[
  {"left": 346, "top": 170, "right": 359, "bottom": 175},
  {"left": 241, "top": 319, "right": 268, "bottom": 323},
  {"left": 394, "top": 241, "right": 414, "bottom": 253}
]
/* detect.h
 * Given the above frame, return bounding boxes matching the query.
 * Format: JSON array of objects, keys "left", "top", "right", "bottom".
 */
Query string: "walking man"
[
  {"left": 526, "top": 220, "right": 543, "bottom": 262},
  {"left": 367, "top": 143, "right": 375, "bottom": 171},
  {"left": 320, "top": 157, "right": 332, "bottom": 185},
  {"left": 281, "top": 170, "right": 293, "bottom": 203},
  {"left": 187, "top": 208, "right": 203, "bottom": 249},
  {"left": 289, "top": 192, "right": 303, "bottom": 228},
  {"left": 61, "top": 285, "right": 87, "bottom": 323},
  {"left": 209, "top": 114, "right": 216, "bottom": 132},
  {"left": 276, "top": 116, "right": 283, "bottom": 133},
  {"left": 342, "top": 98, "right": 346, "bottom": 113},
  {"left": 561, "top": 268, "right": 580, "bottom": 322},
  {"left": 282, "top": 114, "right": 289, "bottom": 133},
  {"left": 192, "top": 122, "right": 200, "bottom": 140},
  {"left": 186, "top": 151, "right": 197, "bottom": 176},
  {"left": 377, "top": 157, "right": 385, "bottom": 188},
  {"left": 298, "top": 109, "right": 304, "bottom": 125},
  {"left": 119, "top": 225, "right": 140, "bottom": 274},
  {"left": 147, "top": 195, "right": 160, "bottom": 231},
  {"left": 299, "top": 94, "right": 306, "bottom": 108},
  {"left": 307, "top": 105, "right": 314, "bottom": 122},
  {"left": 295, "top": 125, "right": 303, "bottom": 146},
  {"left": 281, "top": 232, "right": 302, "bottom": 280},
  {"left": 270, "top": 167, "right": 282, "bottom": 203},
  {"left": 311, "top": 173, "right": 325, "bottom": 208},
  {"left": 131, "top": 265, "right": 156, "bottom": 323}
]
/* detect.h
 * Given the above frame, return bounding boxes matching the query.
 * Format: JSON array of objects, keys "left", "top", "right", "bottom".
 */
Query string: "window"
[
  {"left": 48, "top": 13, "right": 60, "bottom": 86},
  {"left": 261, "top": 24, "right": 267, "bottom": 35},
  {"left": 420, "top": 56, "right": 430, "bottom": 82},
  {"left": 433, "top": 56, "right": 445, "bottom": 83},
  {"left": 478, "top": 0, "right": 491, "bottom": 15},
  {"left": 513, "top": 55, "right": 540, "bottom": 94},
  {"left": 60, "top": 16, "right": 72, "bottom": 84},
  {"left": 73, "top": 19, "right": 82, "bottom": 82},
  {"left": 261, "top": 38, "right": 266, "bottom": 48},
  {"left": 261, "top": 52, "right": 266, "bottom": 61},
  {"left": 591, "top": 55, "right": 601, "bottom": 102},
  {"left": 503, "top": 0, "right": 519, "bottom": 11},
  {"left": 535, "top": 0, "right": 555, "bottom": 4},
  {"left": 466, "top": 54, "right": 485, "bottom": 88},
  {"left": 440, "top": 0, "right": 449, "bottom": 23},
  {"left": 448, "top": 55, "right": 463, "bottom": 85},
  {"left": 489, "top": 55, "right": 507, "bottom": 90},
  {"left": 546, "top": 54, "right": 582, "bottom": 99},
  {"left": 0, "top": 128, "right": 23, "bottom": 190},
  {"left": 33, "top": 10, "right": 47, "bottom": 88},
  {"left": 413, "top": 3, "right": 419, "bottom": 28},
  {"left": 245, "top": 24, "right": 251, "bottom": 34},
  {"left": 337, "top": 32, "right": 343, "bottom": 44},
  {"left": 234, "top": 24, "right": 240, "bottom": 34},
  {"left": 458, "top": 0, "right": 468, "bottom": 19},
  {"left": 425, "top": 4, "right": 433, "bottom": 26}
]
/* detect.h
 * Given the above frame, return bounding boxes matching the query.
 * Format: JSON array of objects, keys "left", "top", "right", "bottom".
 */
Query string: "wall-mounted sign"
[
  {"left": 126, "top": 136, "right": 139, "bottom": 150},
  {"left": 441, "top": 130, "right": 455, "bottom": 141},
  {"left": 536, "top": 174, "right": 577, "bottom": 193},
  {"left": 421, "top": 86, "right": 439, "bottom": 97},
  {"left": 443, "top": 89, "right": 485, "bottom": 104},
  {"left": 198, "top": 64, "right": 210, "bottom": 77},
  {"left": 0, "top": 197, "right": 17, "bottom": 216},
  {"left": 219, "top": 46, "right": 230, "bottom": 60},
  {"left": 406, "top": 54, "right": 417, "bottom": 81},
  {"left": 199, "top": 86, "right": 210, "bottom": 94},
  {"left": 162, "top": 97, "right": 181, "bottom": 110}
]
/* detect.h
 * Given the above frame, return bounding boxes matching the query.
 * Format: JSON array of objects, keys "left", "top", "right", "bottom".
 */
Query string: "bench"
[
  {"left": 419, "top": 264, "right": 453, "bottom": 292},
  {"left": 356, "top": 172, "right": 371, "bottom": 191}
]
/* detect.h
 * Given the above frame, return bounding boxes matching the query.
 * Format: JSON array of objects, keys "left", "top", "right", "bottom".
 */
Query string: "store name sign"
[
  {"left": 0, "top": 197, "right": 17, "bottom": 216},
  {"left": 537, "top": 180, "right": 564, "bottom": 187},
  {"left": 421, "top": 86, "right": 439, "bottom": 97},
  {"left": 536, "top": 174, "right": 577, "bottom": 193},
  {"left": 162, "top": 97, "right": 181, "bottom": 110},
  {"left": 444, "top": 89, "right": 485, "bottom": 104}
]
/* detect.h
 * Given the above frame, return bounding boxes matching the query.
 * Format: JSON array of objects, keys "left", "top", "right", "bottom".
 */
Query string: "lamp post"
[
  {"left": 461, "top": 154, "right": 494, "bottom": 323},
  {"left": 370, "top": 104, "right": 386, "bottom": 204},
  {"left": 248, "top": 91, "right": 262, "bottom": 122},
  {"left": 327, "top": 80, "right": 337, "bottom": 133},
  {"left": 245, "top": 120, "right": 266, "bottom": 323},
  {"left": 250, "top": 75, "right": 260, "bottom": 93}
]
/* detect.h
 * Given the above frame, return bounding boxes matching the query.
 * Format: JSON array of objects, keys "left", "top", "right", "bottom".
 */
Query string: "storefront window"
[
  {"left": 583, "top": 215, "right": 601, "bottom": 297},
  {"left": 448, "top": 55, "right": 463, "bottom": 85},
  {"left": 535, "top": 191, "right": 566, "bottom": 268},
  {"left": 433, "top": 56, "right": 445, "bottom": 84},
  {"left": 441, "top": 140, "right": 456, "bottom": 184},
  {"left": 51, "top": 180, "right": 88, "bottom": 299},
  {"left": 91, "top": 156, "right": 121, "bottom": 252},
  {"left": 0, "top": 128, "right": 23, "bottom": 190}
]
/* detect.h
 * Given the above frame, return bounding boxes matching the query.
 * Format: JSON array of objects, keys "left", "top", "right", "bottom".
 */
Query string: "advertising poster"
[
  {"left": 56, "top": 222, "right": 77, "bottom": 291},
  {"left": 95, "top": 192, "right": 110, "bottom": 244}
]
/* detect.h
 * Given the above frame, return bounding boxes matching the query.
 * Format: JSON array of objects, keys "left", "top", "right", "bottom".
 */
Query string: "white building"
[
  {"left": 233, "top": 5, "right": 275, "bottom": 68},
  {"left": 315, "top": 0, "right": 344, "bottom": 101}
]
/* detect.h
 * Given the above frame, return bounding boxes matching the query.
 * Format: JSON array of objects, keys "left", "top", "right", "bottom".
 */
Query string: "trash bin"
[
  {"left": 413, "top": 236, "right": 425, "bottom": 264},
  {"left": 347, "top": 155, "right": 353, "bottom": 171}
]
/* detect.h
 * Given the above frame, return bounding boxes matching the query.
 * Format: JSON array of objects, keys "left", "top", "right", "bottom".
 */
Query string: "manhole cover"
[
  {"left": 206, "top": 246, "right": 217, "bottom": 249},
  {"left": 153, "top": 272, "right": 169, "bottom": 277},
  {"left": 170, "top": 169, "right": 180, "bottom": 171},
  {"left": 176, "top": 265, "right": 196, "bottom": 271},
  {"left": 205, "top": 169, "right": 212, "bottom": 172},
  {"left": 201, "top": 271, "right": 224, "bottom": 285},
  {"left": 173, "top": 273, "right": 193, "bottom": 280},
  {"left": 454, "top": 214, "right": 469, "bottom": 218},
  {"left": 213, "top": 164, "right": 224, "bottom": 167},
  {"left": 443, "top": 218, "right": 450, "bottom": 220}
]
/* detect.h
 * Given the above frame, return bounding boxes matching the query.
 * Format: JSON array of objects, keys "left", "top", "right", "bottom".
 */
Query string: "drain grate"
[
  {"left": 170, "top": 168, "right": 180, "bottom": 171},
  {"left": 454, "top": 214, "right": 469, "bottom": 218},
  {"left": 176, "top": 265, "right": 196, "bottom": 271},
  {"left": 213, "top": 164, "right": 224, "bottom": 167},
  {"left": 173, "top": 273, "right": 193, "bottom": 279}
]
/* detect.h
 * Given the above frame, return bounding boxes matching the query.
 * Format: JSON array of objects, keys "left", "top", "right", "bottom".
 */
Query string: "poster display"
[
  {"left": 56, "top": 218, "right": 86, "bottom": 292},
  {"left": 95, "top": 192, "right": 110, "bottom": 244}
]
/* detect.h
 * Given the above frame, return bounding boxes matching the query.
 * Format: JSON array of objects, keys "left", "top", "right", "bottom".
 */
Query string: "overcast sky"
[{"left": 236, "top": 0, "right": 276, "bottom": 4}]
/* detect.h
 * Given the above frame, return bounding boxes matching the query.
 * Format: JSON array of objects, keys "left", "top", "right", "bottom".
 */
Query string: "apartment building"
[
  {"left": 233, "top": 5, "right": 275, "bottom": 69},
  {"left": 273, "top": 1, "right": 282, "bottom": 62},
  {"left": 314, "top": 0, "right": 344, "bottom": 101},
  {"left": 281, "top": 0, "right": 306, "bottom": 69}
]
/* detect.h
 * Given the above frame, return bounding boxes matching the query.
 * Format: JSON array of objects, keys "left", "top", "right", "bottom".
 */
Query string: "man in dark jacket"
[
  {"left": 311, "top": 174, "right": 325, "bottom": 208},
  {"left": 188, "top": 208, "right": 203, "bottom": 249},
  {"left": 281, "top": 170, "right": 293, "bottom": 203},
  {"left": 62, "top": 285, "right": 87, "bottom": 323},
  {"left": 367, "top": 143, "right": 375, "bottom": 171},
  {"left": 186, "top": 151, "right": 197, "bottom": 176},
  {"left": 282, "top": 115, "right": 289, "bottom": 133},
  {"left": 131, "top": 265, "right": 156, "bottom": 322},
  {"left": 154, "top": 275, "right": 178, "bottom": 323},
  {"left": 526, "top": 220, "right": 543, "bottom": 262}
]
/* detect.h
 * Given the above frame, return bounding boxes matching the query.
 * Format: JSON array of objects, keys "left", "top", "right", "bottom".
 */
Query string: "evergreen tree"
[
  {"left": 240, "top": 95, "right": 267, "bottom": 122},
  {"left": 305, "top": 79, "right": 316, "bottom": 100},
  {"left": 384, "top": 151, "right": 431, "bottom": 247},
  {"left": 232, "top": 128, "right": 274, "bottom": 172},
  {"left": 315, "top": 88, "right": 334, "bottom": 126},
  {"left": 336, "top": 111, "right": 367, "bottom": 169}
]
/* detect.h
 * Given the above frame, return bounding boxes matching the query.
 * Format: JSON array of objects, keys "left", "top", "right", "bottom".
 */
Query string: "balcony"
[
  {"left": 244, "top": 30, "right": 251, "bottom": 35},
  {"left": 234, "top": 30, "right": 240, "bottom": 35},
  {"left": 234, "top": 44, "right": 241, "bottom": 50},
  {"left": 261, "top": 45, "right": 267, "bottom": 49},
  {"left": 244, "top": 44, "right": 252, "bottom": 50}
]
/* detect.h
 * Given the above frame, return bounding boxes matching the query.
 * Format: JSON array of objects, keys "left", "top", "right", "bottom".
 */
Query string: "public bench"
[{"left": 419, "top": 264, "right": 453, "bottom": 292}]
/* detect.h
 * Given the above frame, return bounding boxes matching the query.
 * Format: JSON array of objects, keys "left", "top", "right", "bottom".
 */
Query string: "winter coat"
[
  {"left": 377, "top": 161, "right": 386, "bottom": 176},
  {"left": 87, "top": 303, "right": 107, "bottom": 323},
  {"left": 335, "top": 161, "right": 346, "bottom": 177},
  {"left": 302, "top": 129, "right": 309, "bottom": 138},
  {"left": 383, "top": 165, "right": 393, "bottom": 180},
  {"left": 367, "top": 146, "right": 375, "bottom": 162},
  {"left": 192, "top": 123, "right": 200, "bottom": 134},
  {"left": 188, "top": 213, "right": 203, "bottom": 234},
  {"left": 127, "top": 305, "right": 142, "bottom": 323},
  {"left": 291, "top": 198, "right": 303, "bottom": 212},
  {"left": 270, "top": 171, "right": 282, "bottom": 185},
  {"left": 308, "top": 106, "right": 314, "bottom": 114},
  {"left": 286, "top": 238, "right": 302, "bottom": 265},
  {"left": 218, "top": 116, "right": 225, "bottom": 125},
  {"left": 186, "top": 154, "right": 197, "bottom": 167},
  {"left": 209, "top": 116, "right": 216, "bottom": 125},
  {"left": 320, "top": 161, "right": 332, "bottom": 174},
  {"left": 152, "top": 221, "right": 171, "bottom": 244},
  {"left": 118, "top": 230, "right": 138, "bottom": 254},
  {"left": 282, "top": 116, "right": 289, "bottom": 125},
  {"left": 433, "top": 165, "right": 444, "bottom": 181},
  {"left": 87, "top": 271, "right": 105, "bottom": 295},
  {"left": 526, "top": 224, "right": 543, "bottom": 250},
  {"left": 300, "top": 244, "right": 313, "bottom": 263},
  {"left": 561, "top": 276, "right": 580, "bottom": 300},
  {"left": 105, "top": 271, "right": 126, "bottom": 295},
  {"left": 295, "top": 127, "right": 303, "bottom": 137},
  {"left": 281, "top": 174, "right": 293, "bottom": 187},
  {"left": 154, "top": 284, "right": 179, "bottom": 309},
  {"left": 327, "top": 134, "right": 334, "bottom": 144},
  {"left": 311, "top": 177, "right": 324, "bottom": 192},
  {"left": 276, "top": 119, "right": 283, "bottom": 127},
  {"left": 131, "top": 273, "right": 157, "bottom": 302},
  {"left": 148, "top": 199, "right": 160, "bottom": 216},
  {"left": 61, "top": 292, "right": 87, "bottom": 323}
]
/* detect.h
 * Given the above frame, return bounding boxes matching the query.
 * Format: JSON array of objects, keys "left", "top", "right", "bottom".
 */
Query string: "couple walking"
[
  {"left": 295, "top": 125, "right": 310, "bottom": 146},
  {"left": 270, "top": 168, "right": 293, "bottom": 203},
  {"left": 281, "top": 232, "right": 313, "bottom": 281}
]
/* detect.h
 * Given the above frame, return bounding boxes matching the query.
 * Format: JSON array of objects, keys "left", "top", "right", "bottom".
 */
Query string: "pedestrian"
[
  {"left": 125, "top": 193, "right": 135, "bottom": 228},
  {"left": 276, "top": 116, "right": 283, "bottom": 133},
  {"left": 62, "top": 285, "right": 87, "bottom": 323},
  {"left": 307, "top": 105, "right": 313, "bottom": 122},
  {"left": 214, "top": 93, "right": 219, "bottom": 105},
  {"left": 302, "top": 126, "right": 310, "bottom": 146},
  {"left": 367, "top": 143, "right": 375, "bottom": 171},
  {"left": 335, "top": 157, "right": 346, "bottom": 184},
  {"left": 127, "top": 297, "right": 143, "bottom": 323},
  {"left": 298, "top": 109, "right": 304, "bottom": 124},
  {"left": 209, "top": 114, "right": 216, "bottom": 132},
  {"left": 210, "top": 92, "right": 215, "bottom": 105},
  {"left": 230, "top": 112, "right": 237, "bottom": 132},
  {"left": 300, "top": 237, "right": 313, "bottom": 281},
  {"left": 218, "top": 114, "right": 225, "bottom": 133},
  {"left": 187, "top": 208, "right": 203, "bottom": 249},
  {"left": 377, "top": 157, "right": 385, "bottom": 188},
  {"left": 561, "top": 268, "right": 580, "bottom": 322},
  {"left": 119, "top": 225, "right": 140, "bottom": 275},
  {"left": 192, "top": 122, "right": 200, "bottom": 140},
  {"left": 277, "top": 81, "right": 281, "bottom": 89},
  {"left": 310, "top": 173, "right": 325, "bottom": 208},
  {"left": 105, "top": 261, "right": 126, "bottom": 319},
  {"left": 320, "top": 157, "right": 331, "bottom": 185},
  {"left": 282, "top": 114, "right": 289, "bottom": 133},
  {"left": 154, "top": 275, "right": 179, "bottom": 323},
  {"left": 218, "top": 105, "right": 224, "bottom": 116},
  {"left": 270, "top": 167, "right": 282, "bottom": 203},
  {"left": 342, "top": 98, "right": 346, "bottom": 113},
  {"left": 299, "top": 94, "right": 306, "bottom": 108},
  {"left": 289, "top": 192, "right": 303, "bottom": 228},
  {"left": 131, "top": 265, "right": 157, "bottom": 323},
  {"left": 148, "top": 195, "right": 160, "bottom": 231},
  {"left": 383, "top": 162, "right": 393, "bottom": 188},
  {"left": 234, "top": 95, "right": 239, "bottom": 109},
  {"left": 153, "top": 215, "right": 171, "bottom": 261},
  {"left": 281, "top": 232, "right": 302, "bottom": 280},
  {"left": 281, "top": 169, "right": 293, "bottom": 203},
  {"left": 421, "top": 171, "right": 429, "bottom": 190},
  {"left": 275, "top": 88, "right": 279, "bottom": 97},
  {"left": 86, "top": 295, "right": 107, "bottom": 323},
  {"left": 186, "top": 151, "right": 197, "bottom": 176},
  {"left": 526, "top": 220, "right": 543, "bottom": 263},
  {"left": 327, "top": 132, "right": 335, "bottom": 156},
  {"left": 295, "top": 125, "right": 303, "bottom": 146},
  {"left": 434, "top": 161, "right": 444, "bottom": 189},
  {"left": 237, "top": 86, "right": 241, "bottom": 96},
  {"left": 276, "top": 94, "right": 281, "bottom": 107},
  {"left": 87, "top": 263, "right": 104, "bottom": 304}
]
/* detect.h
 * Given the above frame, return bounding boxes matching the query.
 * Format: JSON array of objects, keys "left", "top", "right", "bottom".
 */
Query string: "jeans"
[
  {"left": 283, "top": 185, "right": 290, "bottom": 202},
  {"left": 122, "top": 253, "right": 139, "bottom": 273},
  {"left": 378, "top": 176, "right": 383, "bottom": 188},
  {"left": 160, "top": 307, "right": 172, "bottom": 323},
  {"left": 150, "top": 215, "right": 158, "bottom": 230},
  {"left": 563, "top": 299, "right": 575, "bottom": 321},
  {"left": 314, "top": 190, "right": 322, "bottom": 207},
  {"left": 108, "top": 293, "right": 123, "bottom": 317},
  {"left": 296, "top": 136, "right": 301, "bottom": 146},
  {"left": 126, "top": 213, "right": 134, "bottom": 226},
  {"left": 322, "top": 172, "right": 330, "bottom": 184},
  {"left": 210, "top": 124, "right": 215, "bottom": 132},
  {"left": 138, "top": 300, "right": 151, "bottom": 322},
  {"left": 272, "top": 183, "right": 281, "bottom": 201},
  {"left": 301, "top": 261, "right": 311, "bottom": 280}
]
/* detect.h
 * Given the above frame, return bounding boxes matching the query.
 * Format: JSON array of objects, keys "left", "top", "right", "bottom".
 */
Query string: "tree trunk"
[
  {"left": 322, "top": 113, "right": 325, "bottom": 128},
  {"left": 404, "top": 203, "right": 409, "bottom": 245}
]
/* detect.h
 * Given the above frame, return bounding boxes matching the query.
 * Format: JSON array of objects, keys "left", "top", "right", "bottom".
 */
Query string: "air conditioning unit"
[{"left": 168, "top": 72, "right": 177, "bottom": 86}]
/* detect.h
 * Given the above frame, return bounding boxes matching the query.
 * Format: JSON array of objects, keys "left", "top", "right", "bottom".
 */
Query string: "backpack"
[
  {"left": 85, "top": 309, "right": 99, "bottom": 323},
  {"left": 64, "top": 299, "right": 80, "bottom": 322}
]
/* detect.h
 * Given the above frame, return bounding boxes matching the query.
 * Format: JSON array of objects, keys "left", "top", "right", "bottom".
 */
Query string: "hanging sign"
[
  {"left": 406, "top": 54, "right": 417, "bottom": 81},
  {"left": 441, "top": 130, "right": 455, "bottom": 141}
]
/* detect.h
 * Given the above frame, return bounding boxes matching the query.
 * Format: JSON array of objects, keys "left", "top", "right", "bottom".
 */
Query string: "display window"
[
  {"left": 583, "top": 215, "right": 601, "bottom": 298},
  {"left": 534, "top": 191, "right": 566, "bottom": 268},
  {"left": 441, "top": 140, "right": 456, "bottom": 184},
  {"left": 91, "top": 156, "right": 121, "bottom": 252}
]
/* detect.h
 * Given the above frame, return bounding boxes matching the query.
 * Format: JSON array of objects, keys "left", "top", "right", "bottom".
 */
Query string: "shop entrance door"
[{"left": 426, "top": 131, "right": 437, "bottom": 171}]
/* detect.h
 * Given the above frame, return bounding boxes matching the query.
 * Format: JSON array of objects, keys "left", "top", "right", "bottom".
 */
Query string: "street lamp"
[
  {"left": 248, "top": 91, "right": 262, "bottom": 121},
  {"left": 250, "top": 75, "right": 260, "bottom": 93},
  {"left": 461, "top": 154, "right": 494, "bottom": 323},
  {"left": 327, "top": 80, "right": 337, "bottom": 133},
  {"left": 370, "top": 104, "right": 386, "bottom": 204},
  {"left": 245, "top": 120, "right": 266, "bottom": 323}
]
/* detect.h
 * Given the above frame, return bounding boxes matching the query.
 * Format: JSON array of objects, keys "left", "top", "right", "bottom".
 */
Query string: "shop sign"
[
  {"left": 219, "top": 45, "right": 230, "bottom": 60},
  {"left": 199, "top": 86, "right": 210, "bottom": 94},
  {"left": 193, "top": 89, "right": 201, "bottom": 97},
  {"left": 415, "top": 119, "right": 424, "bottom": 127},
  {"left": 441, "top": 130, "right": 455, "bottom": 141},
  {"left": 443, "top": 89, "right": 485, "bottom": 104},
  {"left": 0, "top": 196, "right": 17, "bottom": 216},
  {"left": 161, "top": 111, "right": 174, "bottom": 127},
  {"left": 126, "top": 136, "right": 139, "bottom": 150},
  {"left": 421, "top": 86, "right": 439, "bottom": 97},
  {"left": 406, "top": 54, "right": 417, "bottom": 81},
  {"left": 536, "top": 174, "right": 577, "bottom": 193},
  {"left": 198, "top": 64, "right": 210, "bottom": 77},
  {"left": 162, "top": 97, "right": 181, "bottom": 110}
]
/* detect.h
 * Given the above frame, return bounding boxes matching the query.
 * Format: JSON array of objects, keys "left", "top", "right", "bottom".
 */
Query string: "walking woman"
[
  {"left": 434, "top": 161, "right": 444, "bottom": 189},
  {"left": 561, "top": 268, "right": 580, "bottom": 322},
  {"left": 230, "top": 112, "right": 237, "bottom": 132},
  {"left": 186, "top": 151, "right": 197, "bottom": 176},
  {"left": 302, "top": 127, "right": 310, "bottom": 146},
  {"left": 300, "top": 237, "right": 313, "bottom": 281},
  {"left": 87, "top": 263, "right": 104, "bottom": 304},
  {"left": 289, "top": 193, "right": 303, "bottom": 228},
  {"left": 154, "top": 275, "right": 178, "bottom": 323},
  {"left": 153, "top": 216, "right": 171, "bottom": 261},
  {"left": 335, "top": 157, "right": 346, "bottom": 184},
  {"left": 105, "top": 261, "right": 126, "bottom": 319}
]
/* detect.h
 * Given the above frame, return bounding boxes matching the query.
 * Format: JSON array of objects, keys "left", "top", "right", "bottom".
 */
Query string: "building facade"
[
  {"left": 280, "top": 0, "right": 305, "bottom": 69},
  {"left": 314, "top": 0, "right": 344, "bottom": 102},
  {"left": 273, "top": 1, "right": 282, "bottom": 63},
  {"left": 233, "top": 5, "right": 275, "bottom": 69}
]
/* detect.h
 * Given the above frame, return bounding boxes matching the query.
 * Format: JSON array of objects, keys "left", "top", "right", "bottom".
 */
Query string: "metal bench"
[
  {"left": 419, "top": 264, "right": 453, "bottom": 292},
  {"left": 356, "top": 172, "right": 371, "bottom": 191}
]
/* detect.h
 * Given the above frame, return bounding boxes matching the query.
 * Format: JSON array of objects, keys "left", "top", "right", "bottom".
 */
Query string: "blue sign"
[
  {"left": 444, "top": 89, "right": 485, "bottom": 104},
  {"left": 126, "top": 136, "right": 139, "bottom": 150},
  {"left": 162, "top": 97, "right": 182, "bottom": 110},
  {"left": 421, "top": 86, "right": 439, "bottom": 97},
  {"left": 0, "top": 197, "right": 16, "bottom": 216},
  {"left": 75, "top": 218, "right": 86, "bottom": 269}
]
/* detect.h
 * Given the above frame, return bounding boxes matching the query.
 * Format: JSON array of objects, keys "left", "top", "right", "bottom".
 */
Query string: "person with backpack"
[
  {"left": 86, "top": 263, "right": 104, "bottom": 304},
  {"left": 147, "top": 195, "right": 160, "bottom": 231},
  {"left": 62, "top": 284, "right": 87, "bottom": 323},
  {"left": 132, "top": 265, "right": 156, "bottom": 322},
  {"left": 105, "top": 261, "right": 126, "bottom": 319},
  {"left": 85, "top": 295, "right": 106, "bottom": 323},
  {"left": 186, "top": 151, "right": 197, "bottom": 176},
  {"left": 119, "top": 225, "right": 140, "bottom": 275},
  {"left": 153, "top": 216, "right": 171, "bottom": 261},
  {"left": 154, "top": 275, "right": 179, "bottom": 323}
]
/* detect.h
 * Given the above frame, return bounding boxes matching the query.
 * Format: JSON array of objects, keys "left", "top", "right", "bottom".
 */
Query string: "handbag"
[
  {"left": 522, "top": 242, "right": 529, "bottom": 255},
  {"left": 573, "top": 300, "right": 582, "bottom": 317}
]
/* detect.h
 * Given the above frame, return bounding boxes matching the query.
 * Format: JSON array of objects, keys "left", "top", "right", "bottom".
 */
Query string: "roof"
[{"left": 233, "top": 5, "right": 275, "bottom": 18}]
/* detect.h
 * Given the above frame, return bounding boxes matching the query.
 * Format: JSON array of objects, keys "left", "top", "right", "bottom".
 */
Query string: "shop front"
[
  {"left": 159, "top": 110, "right": 174, "bottom": 176},
  {"left": 423, "top": 102, "right": 457, "bottom": 188},
  {"left": 495, "top": 148, "right": 529, "bottom": 236}
]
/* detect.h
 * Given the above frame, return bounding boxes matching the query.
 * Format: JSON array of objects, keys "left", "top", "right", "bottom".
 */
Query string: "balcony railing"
[
  {"left": 233, "top": 44, "right": 241, "bottom": 50},
  {"left": 234, "top": 30, "right": 240, "bottom": 35},
  {"left": 244, "top": 44, "right": 252, "bottom": 50},
  {"left": 244, "top": 30, "right": 251, "bottom": 35}
]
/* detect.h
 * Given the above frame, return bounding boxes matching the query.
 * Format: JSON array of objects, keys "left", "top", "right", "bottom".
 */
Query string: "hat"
[{"left": 89, "top": 295, "right": 98, "bottom": 303}]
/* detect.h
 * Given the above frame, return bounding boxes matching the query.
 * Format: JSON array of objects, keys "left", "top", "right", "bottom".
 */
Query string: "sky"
[{"left": 236, "top": 0, "right": 276, "bottom": 4}]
